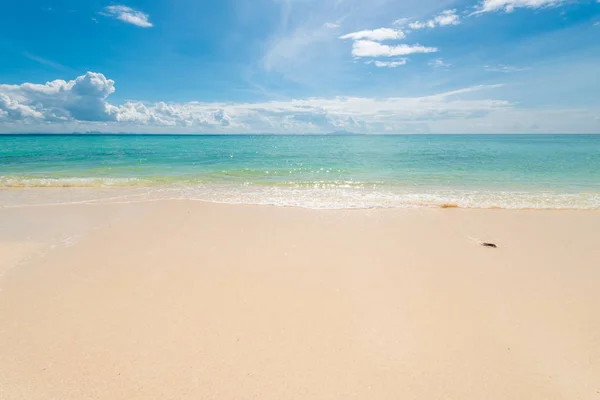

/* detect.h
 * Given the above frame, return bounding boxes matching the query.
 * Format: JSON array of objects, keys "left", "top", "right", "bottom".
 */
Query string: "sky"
[{"left": 0, "top": 0, "right": 599, "bottom": 134}]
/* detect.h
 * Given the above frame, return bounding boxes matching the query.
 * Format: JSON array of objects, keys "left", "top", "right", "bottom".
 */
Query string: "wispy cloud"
[
  {"left": 324, "top": 22, "right": 340, "bottom": 29},
  {"left": 101, "top": 5, "right": 153, "bottom": 28},
  {"left": 473, "top": 0, "right": 566, "bottom": 14},
  {"left": 22, "top": 52, "right": 71, "bottom": 72},
  {"left": 408, "top": 10, "right": 461, "bottom": 29},
  {"left": 484, "top": 64, "right": 529, "bottom": 72},
  {"left": 367, "top": 59, "right": 407, "bottom": 68},
  {"left": 351, "top": 40, "right": 438, "bottom": 58},
  {"left": 340, "top": 28, "right": 405, "bottom": 41},
  {"left": 429, "top": 58, "right": 451, "bottom": 68},
  {"left": 392, "top": 17, "right": 411, "bottom": 26}
]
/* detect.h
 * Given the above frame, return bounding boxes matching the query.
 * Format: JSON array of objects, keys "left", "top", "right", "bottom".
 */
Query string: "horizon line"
[{"left": 1, "top": 133, "right": 600, "bottom": 136}]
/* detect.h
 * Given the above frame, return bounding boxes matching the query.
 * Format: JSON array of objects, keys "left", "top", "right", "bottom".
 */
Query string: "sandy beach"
[{"left": 1, "top": 197, "right": 599, "bottom": 400}]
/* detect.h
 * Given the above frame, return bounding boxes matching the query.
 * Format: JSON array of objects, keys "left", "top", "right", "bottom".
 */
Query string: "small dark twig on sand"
[{"left": 482, "top": 243, "right": 498, "bottom": 248}]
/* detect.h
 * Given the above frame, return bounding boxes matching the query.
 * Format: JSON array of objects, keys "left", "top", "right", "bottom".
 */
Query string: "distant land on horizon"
[
  {"left": 1, "top": 132, "right": 599, "bottom": 136},
  {"left": 0, "top": 131, "right": 365, "bottom": 136}
]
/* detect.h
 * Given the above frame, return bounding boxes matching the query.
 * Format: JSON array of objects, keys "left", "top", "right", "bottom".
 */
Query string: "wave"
[
  {"left": 172, "top": 186, "right": 600, "bottom": 210},
  {"left": 1, "top": 179, "right": 599, "bottom": 210}
]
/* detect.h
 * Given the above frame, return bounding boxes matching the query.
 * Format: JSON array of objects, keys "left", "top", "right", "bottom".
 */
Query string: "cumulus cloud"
[
  {"left": 101, "top": 5, "right": 153, "bottom": 28},
  {"left": 0, "top": 72, "right": 117, "bottom": 122},
  {"left": 351, "top": 40, "right": 438, "bottom": 57},
  {"left": 408, "top": 10, "right": 461, "bottom": 29},
  {"left": 83, "top": 90, "right": 511, "bottom": 132},
  {"left": 0, "top": 93, "right": 44, "bottom": 120},
  {"left": 367, "top": 59, "right": 407, "bottom": 68},
  {"left": 340, "top": 28, "right": 405, "bottom": 41},
  {"left": 474, "top": 0, "right": 566, "bottom": 13},
  {"left": 0, "top": 72, "right": 516, "bottom": 133},
  {"left": 116, "top": 102, "right": 234, "bottom": 128}
]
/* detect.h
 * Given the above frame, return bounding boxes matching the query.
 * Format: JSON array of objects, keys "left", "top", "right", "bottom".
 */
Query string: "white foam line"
[
  {"left": 2, "top": 197, "right": 599, "bottom": 211},
  {"left": 2, "top": 187, "right": 599, "bottom": 211}
]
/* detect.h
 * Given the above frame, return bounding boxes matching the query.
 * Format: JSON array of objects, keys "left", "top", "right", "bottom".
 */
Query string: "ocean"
[{"left": 1, "top": 134, "right": 599, "bottom": 209}]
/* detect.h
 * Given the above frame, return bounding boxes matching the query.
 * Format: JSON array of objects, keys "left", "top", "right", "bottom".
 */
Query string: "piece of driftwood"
[{"left": 482, "top": 242, "right": 497, "bottom": 248}]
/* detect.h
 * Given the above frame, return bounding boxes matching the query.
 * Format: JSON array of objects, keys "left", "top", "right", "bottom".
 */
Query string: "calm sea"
[{"left": 1, "top": 134, "right": 599, "bottom": 209}]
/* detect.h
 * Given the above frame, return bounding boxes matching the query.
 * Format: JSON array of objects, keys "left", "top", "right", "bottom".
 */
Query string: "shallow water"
[{"left": 1, "top": 134, "right": 599, "bottom": 209}]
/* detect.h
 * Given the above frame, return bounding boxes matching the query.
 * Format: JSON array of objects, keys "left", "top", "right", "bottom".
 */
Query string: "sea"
[{"left": 1, "top": 134, "right": 599, "bottom": 209}]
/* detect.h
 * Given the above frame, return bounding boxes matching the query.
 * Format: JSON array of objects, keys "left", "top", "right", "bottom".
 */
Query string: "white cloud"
[
  {"left": 0, "top": 72, "right": 117, "bottom": 122},
  {"left": 4, "top": 72, "right": 598, "bottom": 134},
  {"left": 434, "top": 10, "right": 461, "bottom": 26},
  {"left": 408, "top": 21, "right": 436, "bottom": 29},
  {"left": 429, "top": 58, "right": 451, "bottom": 68},
  {"left": 351, "top": 40, "right": 438, "bottom": 57},
  {"left": 484, "top": 64, "right": 529, "bottom": 72},
  {"left": 408, "top": 9, "right": 461, "bottom": 29},
  {"left": 392, "top": 17, "right": 411, "bottom": 26},
  {"left": 101, "top": 5, "right": 153, "bottom": 28},
  {"left": 261, "top": 16, "right": 347, "bottom": 85},
  {"left": 324, "top": 22, "right": 340, "bottom": 28},
  {"left": 474, "top": 0, "right": 566, "bottom": 13},
  {"left": 115, "top": 102, "right": 233, "bottom": 128},
  {"left": 367, "top": 59, "right": 408, "bottom": 67},
  {"left": 22, "top": 52, "right": 70, "bottom": 71},
  {"left": 340, "top": 28, "right": 405, "bottom": 41},
  {"left": 0, "top": 93, "right": 44, "bottom": 120},
  {"left": 0, "top": 72, "right": 515, "bottom": 133}
]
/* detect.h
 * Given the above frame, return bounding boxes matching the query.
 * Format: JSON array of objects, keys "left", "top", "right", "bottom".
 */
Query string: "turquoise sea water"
[{"left": 1, "top": 134, "right": 599, "bottom": 209}]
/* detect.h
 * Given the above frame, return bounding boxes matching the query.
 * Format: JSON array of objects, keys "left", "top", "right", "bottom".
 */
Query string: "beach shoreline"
[
  {"left": 2, "top": 185, "right": 599, "bottom": 210},
  {"left": 2, "top": 134, "right": 600, "bottom": 210},
  {"left": 1, "top": 199, "right": 599, "bottom": 399}
]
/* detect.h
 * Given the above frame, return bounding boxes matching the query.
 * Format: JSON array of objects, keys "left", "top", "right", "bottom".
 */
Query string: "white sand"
[{"left": 1, "top": 200, "right": 599, "bottom": 399}]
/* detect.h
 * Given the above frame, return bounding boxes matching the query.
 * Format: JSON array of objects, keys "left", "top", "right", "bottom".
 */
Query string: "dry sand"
[{"left": 0, "top": 199, "right": 599, "bottom": 400}]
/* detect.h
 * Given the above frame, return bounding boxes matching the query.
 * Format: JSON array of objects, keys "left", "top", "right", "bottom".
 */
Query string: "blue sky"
[{"left": 0, "top": 0, "right": 599, "bottom": 133}]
